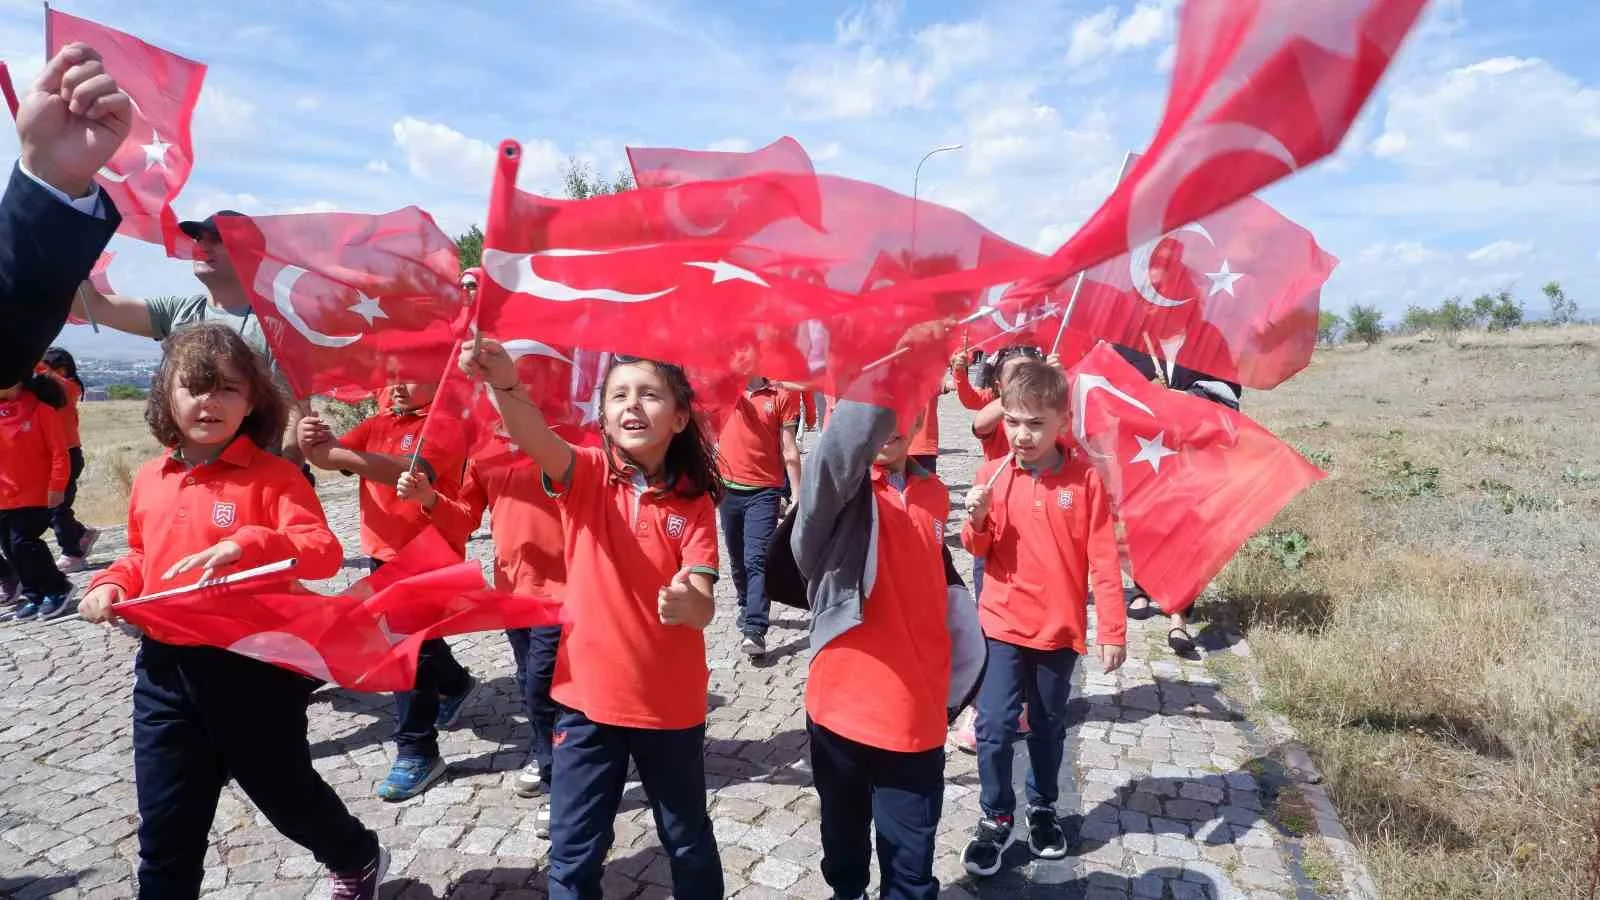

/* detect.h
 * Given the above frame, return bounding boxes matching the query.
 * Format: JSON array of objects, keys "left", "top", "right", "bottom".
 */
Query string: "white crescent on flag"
[
  {"left": 262, "top": 265, "right": 363, "bottom": 348},
  {"left": 1127, "top": 222, "right": 1216, "bottom": 309},
  {"left": 482, "top": 248, "right": 678, "bottom": 305},
  {"left": 1071, "top": 372, "right": 1156, "bottom": 462}
]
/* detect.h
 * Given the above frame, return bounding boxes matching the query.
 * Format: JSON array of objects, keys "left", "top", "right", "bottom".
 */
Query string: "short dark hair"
[
  {"left": 1000, "top": 359, "right": 1067, "bottom": 412},
  {"left": 146, "top": 323, "right": 286, "bottom": 450}
]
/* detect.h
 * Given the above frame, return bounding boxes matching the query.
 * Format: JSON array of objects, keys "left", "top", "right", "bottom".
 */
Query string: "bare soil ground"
[{"left": 1219, "top": 325, "right": 1600, "bottom": 898}]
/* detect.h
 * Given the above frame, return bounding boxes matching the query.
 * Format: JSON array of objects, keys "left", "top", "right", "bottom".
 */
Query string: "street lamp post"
[{"left": 910, "top": 143, "right": 962, "bottom": 256}]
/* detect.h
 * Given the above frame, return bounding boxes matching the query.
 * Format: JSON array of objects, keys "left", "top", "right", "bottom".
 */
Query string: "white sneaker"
[
  {"left": 513, "top": 761, "right": 544, "bottom": 798},
  {"left": 534, "top": 803, "right": 551, "bottom": 839},
  {"left": 79, "top": 527, "right": 101, "bottom": 560},
  {"left": 56, "top": 555, "right": 88, "bottom": 574}
]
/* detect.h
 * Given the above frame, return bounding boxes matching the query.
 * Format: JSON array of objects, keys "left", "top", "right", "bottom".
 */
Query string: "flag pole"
[
  {"left": 0, "top": 62, "right": 18, "bottom": 119},
  {"left": 861, "top": 306, "right": 994, "bottom": 373},
  {"left": 1048, "top": 150, "right": 1138, "bottom": 356},
  {"left": 48, "top": 557, "right": 299, "bottom": 626}
]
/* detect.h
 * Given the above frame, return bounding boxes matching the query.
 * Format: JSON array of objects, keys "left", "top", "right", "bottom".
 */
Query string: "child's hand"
[
  {"left": 396, "top": 470, "right": 437, "bottom": 510},
  {"left": 163, "top": 540, "right": 243, "bottom": 584},
  {"left": 47, "top": 490, "right": 65, "bottom": 508},
  {"left": 296, "top": 415, "right": 335, "bottom": 463},
  {"left": 1100, "top": 643, "right": 1126, "bottom": 674},
  {"left": 951, "top": 348, "right": 970, "bottom": 371},
  {"left": 657, "top": 567, "right": 713, "bottom": 629},
  {"left": 1045, "top": 353, "right": 1063, "bottom": 371},
  {"left": 964, "top": 484, "right": 993, "bottom": 529},
  {"left": 460, "top": 339, "right": 518, "bottom": 391},
  {"left": 79, "top": 584, "right": 126, "bottom": 624}
]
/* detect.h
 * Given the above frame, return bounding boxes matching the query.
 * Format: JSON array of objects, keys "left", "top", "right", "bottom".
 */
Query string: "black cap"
[{"left": 178, "top": 209, "right": 248, "bottom": 240}]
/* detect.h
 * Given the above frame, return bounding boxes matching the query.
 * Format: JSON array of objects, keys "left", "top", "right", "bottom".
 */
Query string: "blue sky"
[{"left": 2, "top": 0, "right": 1596, "bottom": 359}]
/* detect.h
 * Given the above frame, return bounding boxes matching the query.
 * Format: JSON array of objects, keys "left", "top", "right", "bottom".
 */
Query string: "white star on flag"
[
  {"left": 1205, "top": 260, "right": 1244, "bottom": 297},
  {"left": 346, "top": 292, "right": 388, "bottom": 326},
  {"left": 142, "top": 132, "right": 172, "bottom": 170},
  {"left": 685, "top": 259, "right": 768, "bottom": 287},
  {"left": 1130, "top": 432, "right": 1179, "bottom": 473}
]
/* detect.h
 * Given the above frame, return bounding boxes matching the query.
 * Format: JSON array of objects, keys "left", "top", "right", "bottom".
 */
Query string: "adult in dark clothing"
[
  {"left": 0, "top": 43, "right": 130, "bottom": 389},
  {"left": 1110, "top": 343, "right": 1243, "bottom": 656}
]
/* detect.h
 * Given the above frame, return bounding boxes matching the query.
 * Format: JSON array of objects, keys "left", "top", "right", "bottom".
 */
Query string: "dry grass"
[
  {"left": 73, "top": 400, "right": 162, "bottom": 526},
  {"left": 1214, "top": 326, "right": 1600, "bottom": 898}
]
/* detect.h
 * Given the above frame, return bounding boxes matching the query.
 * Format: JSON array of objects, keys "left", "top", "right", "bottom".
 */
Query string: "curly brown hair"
[{"left": 145, "top": 322, "right": 286, "bottom": 450}]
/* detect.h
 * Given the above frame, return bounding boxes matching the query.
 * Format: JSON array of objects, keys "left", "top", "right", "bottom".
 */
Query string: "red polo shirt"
[
  {"left": 806, "top": 466, "right": 952, "bottom": 753},
  {"left": 429, "top": 437, "right": 566, "bottom": 599},
  {"left": 90, "top": 437, "right": 343, "bottom": 597},
  {"left": 342, "top": 409, "right": 466, "bottom": 561},
  {"left": 0, "top": 394, "right": 69, "bottom": 510},
  {"left": 907, "top": 396, "right": 940, "bottom": 457},
  {"left": 717, "top": 384, "right": 800, "bottom": 489},
  {"left": 546, "top": 446, "right": 719, "bottom": 729},
  {"left": 962, "top": 447, "right": 1126, "bottom": 652}
]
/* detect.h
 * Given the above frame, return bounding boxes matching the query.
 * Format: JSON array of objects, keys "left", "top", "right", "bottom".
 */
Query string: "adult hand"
[{"left": 17, "top": 43, "right": 133, "bottom": 198}]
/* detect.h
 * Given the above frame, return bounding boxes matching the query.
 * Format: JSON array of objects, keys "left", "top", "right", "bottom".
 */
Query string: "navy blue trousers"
[
  {"left": 547, "top": 709, "right": 722, "bottom": 899},
  {"left": 719, "top": 485, "right": 782, "bottom": 638},
  {"left": 370, "top": 558, "right": 470, "bottom": 760},
  {"left": 504, "top": 625, "right": 561, "bottom": 781},
  {"left": 975, "top": 638, "right": 1078, "bottom": 817},
  {"left": 808, "top": 719, "right": 944, "bottom": 900},
  {"left": 133, "top": 641, "right": 376, "bottom": 898}
]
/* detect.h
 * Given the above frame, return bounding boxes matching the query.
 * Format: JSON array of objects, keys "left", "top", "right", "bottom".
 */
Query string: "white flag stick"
[
  {"left": 1047, "top": 150, "right": 1139, "bottom": 357},
  {"left": 46, "top": 557, "right": 299, "bottom": 626}
]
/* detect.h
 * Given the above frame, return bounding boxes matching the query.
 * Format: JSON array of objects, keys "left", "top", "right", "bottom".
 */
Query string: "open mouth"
[
  {"left": 195, "top": 414, "right": 223, "bottom": 424},
  {"left": 620, "top": 420, "right": 649, "bottom": 433}
]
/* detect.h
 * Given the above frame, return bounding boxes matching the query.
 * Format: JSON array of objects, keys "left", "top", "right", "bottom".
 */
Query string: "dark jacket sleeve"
[{"left": 0, "top": 164, "right": 121, "bottom": 386}]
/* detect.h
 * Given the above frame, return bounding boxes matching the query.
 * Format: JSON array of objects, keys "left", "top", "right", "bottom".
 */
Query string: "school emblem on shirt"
[
  {"left": 212, "top": 501, "right": 238, "bottom": 529},
  {"left": 18, "top": 421, "right": 30, "bottom": 433},
  {"left": 665, "top": 513, "right": 688, "bottom": 539},
  {"left": 1057, "top": 490, "right": 1074, "bottom": 510},
  {"left": 400, "top": 432, "right": 416, "bottom": 452},
  {"left": 763, "top": 401, "right": 775, "bottom": 415},
  {"left": 933, "top": 521, "right": 945, "bottom": 542}
]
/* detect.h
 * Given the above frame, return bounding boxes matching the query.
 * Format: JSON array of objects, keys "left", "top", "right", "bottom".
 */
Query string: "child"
[
  {"left": 791, "top": 391, "right": 986, "bottom": 900},
  {"left": 298, "top": 380, "right": 475, "bottom": 802},
  {"left": 41, "top": 347, "right": 101, "bottom": 572},
  {"left": 78, "top": 323, "right": 387, "bottom": 899},
  {"left": 0, "top": 368, "right": 71, "bottom": 620},
  {"left": 462, "top": 341, "right": 724, "bottom": 900},
  {"left": 715, "top": 376, "right": 801, "bottom": 657},
  {"left": 396, "top": 429, "right": 566, "bottom": 835},
  {"left": 958, "top": 359, "right": 1126, "bottom": 875}
]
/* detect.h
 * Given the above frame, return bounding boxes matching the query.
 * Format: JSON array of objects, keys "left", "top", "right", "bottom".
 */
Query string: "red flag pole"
[
  {"left": 0, "top": 62, "right": 18, "bottom": 120},
  {"left": 1049, "top": 150, "right": 1138, "bottom": 356}
]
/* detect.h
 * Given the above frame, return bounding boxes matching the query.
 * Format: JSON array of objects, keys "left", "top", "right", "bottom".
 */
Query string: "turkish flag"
[
  {"left": 1037, "top": 0, "right": 1422, "bottom": 291},
  {"left": 1067, "top": 343, "right": 1325, "bottom": 612},
  {"left": 47, "top": 9, "right": 205, "bottom": 258},
  {"left": 426, "top": 337, "right": 608, "bottom": 463},
  {"left": 1069, "top": 191, "right": 1338, "bottom": 389},
  {"left": 116, "top": 528, "right": 563, "bottom": 692},
  {"left": 215, "top": 207, "right": 465, "bottom": 400}
]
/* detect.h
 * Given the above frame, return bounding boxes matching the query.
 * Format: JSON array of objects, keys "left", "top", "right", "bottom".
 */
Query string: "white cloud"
[
  {"left": 1372, "top": 56, "right": 1600, "bottom": 184},
  {"left": 192, "top": 84, "right": 258, "bottom": 144},
  {"left": 836, "top": 0, "right": 900, "bottom": 46},
  {"left": 785, "top": 11, "right": 994, "bottom": 120},
  {"left": 392, "top": 116, "right": 497, "bottom": 189},
  {"left": 1065, "top": 1, "right": 1177, "bottom": 69},
  {"left": 365, "top": 160, "right": 392, "bottom": 174},
  {"left": 706, "top": 138, "right": 754, "bottom": 153},
  {"left": 1467, "top": 239, "right": 1533, "bottom": 264},
  {"left": 1358, "top": 241, "right": 1442, "bottom": 266}
]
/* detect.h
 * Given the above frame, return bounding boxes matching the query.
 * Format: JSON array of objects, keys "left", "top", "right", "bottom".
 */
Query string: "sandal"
[
  {"left": 1127, "top": 590, "right": 1155, "bottom": 621},
  {"left": 1167, "top": 626, "right": 1196, "bottom": 655}
]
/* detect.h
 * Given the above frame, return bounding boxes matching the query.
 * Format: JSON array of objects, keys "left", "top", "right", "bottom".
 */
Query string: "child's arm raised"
[
  {"left": 972, "top": 397, "right": 1004, "bottom": 439},
  {"left": 791, "top": 393, "right": 897, "bottom": 580},
  {"left": 460, "top": 340, "right": 575, "bottom": 483},
  {"left": 950, "top": 349, "right": 990, "bottom": 411},
  {"left": 1085, "top": 468, "right": 1127, "bottom": 673}
]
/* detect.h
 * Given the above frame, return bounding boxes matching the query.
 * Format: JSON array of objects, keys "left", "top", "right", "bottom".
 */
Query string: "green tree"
[
  {"left": 1488, "top": 290, "right": 1524, "bottom": 331},
  {"left": 561, "top": 157, "right": 635, "bottom": 199},
  {"left": 1544, "top": 281, "right": 1578, "bottom": 325},
  {"left": 1317, "top": 309, "right": 1344, "bottom": 344},
  {"left": 454, "top": 225, "right": 483, "bottom": 269},
  {"left": 107, "top": 383, "right": 147, "bottom": 401},
  {"left": 1470, "top": 293, "right": 1496, "bottom": 327},
  {"left": 1436, "top": 296, "right": 1476, "bottom": 332},
  {"left": 1399, "top": 304, "right": 1438, "bottom": 334},
  {"left": 1346, "top": 304, "right": 1384, "bottom": 344}
]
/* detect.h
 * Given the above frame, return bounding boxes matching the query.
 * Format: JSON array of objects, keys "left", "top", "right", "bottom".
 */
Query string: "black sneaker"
[
  {"left": 961, "top": 814, "right": 1015, "bottom": 877},
  {"left": 740, "top": 634, "right": 766, "bottom": 657},
  {"left": 1027, "top": 805, "right": 1068, "bottom": 859},
  {"left": 329, "top": 846, "right": 389, "bottom": 900}
]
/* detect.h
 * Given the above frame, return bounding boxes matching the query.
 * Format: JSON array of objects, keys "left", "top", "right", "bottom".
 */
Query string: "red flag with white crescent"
[
  {"left": 1067, "top": 343, "right": 1325, "bottom": 612},
  {"left": 47, "top": 9, "right": 205, "bottom": 258},
  {"left": 1069, "top": 192, "right": 1338, "bottom": 389},
  {"left": 215, "top": 207, "right": 465, "bottom": 400}
]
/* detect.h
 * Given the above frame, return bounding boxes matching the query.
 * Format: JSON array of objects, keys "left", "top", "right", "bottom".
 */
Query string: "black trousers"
[
  {"left": 0, "top": 506, "right": 69, "bottom": 600},
  {"left": 808, "top": 719, "right": 944, "bottom": 900},
  {"left": 51, "top": 446, "right": 89, "bottom": 556},
  {"left": 133, "top": 641, "right": 377, "bottom": 898},
  {"left": 370, "top": 557, "right": 470, "bottom": 759}
]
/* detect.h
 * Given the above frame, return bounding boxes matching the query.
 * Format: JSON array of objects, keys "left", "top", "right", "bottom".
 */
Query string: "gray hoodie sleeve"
[{"left": 791, "top": 398, "right": 897, "bottom": 579}]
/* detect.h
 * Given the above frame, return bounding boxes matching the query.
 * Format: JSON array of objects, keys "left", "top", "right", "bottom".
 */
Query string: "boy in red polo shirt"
[
  {"left": 958, "top": 360, "right": 1126, "bottom": 875},
  {"left": 792, "top": 387, "right": 986, "bottom": 900},
  {"left": 298, "top": 380, "right": 474, "bottom": 802},
  {"left": 715, "top": 377, "right": 801, "bottom": 657}
]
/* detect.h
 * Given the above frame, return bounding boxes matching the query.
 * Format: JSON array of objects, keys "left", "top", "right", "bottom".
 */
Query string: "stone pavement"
[{"left": 1, "top": 396, "right": 1352, "bottom": 899}]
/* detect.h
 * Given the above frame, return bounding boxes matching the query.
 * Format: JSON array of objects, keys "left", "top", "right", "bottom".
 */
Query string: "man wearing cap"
[{"left": 71, "top": 210, "right": 311, "bottom": 461}]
